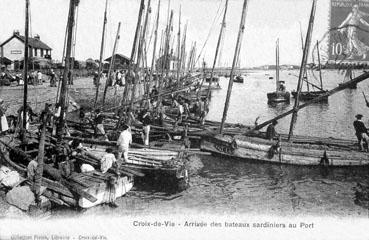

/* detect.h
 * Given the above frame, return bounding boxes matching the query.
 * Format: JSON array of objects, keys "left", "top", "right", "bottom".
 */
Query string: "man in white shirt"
[
  {"left": 117, "top": 124, "right": 132, "bottom": 162},
  {"left": 100, "top": 148, "right": 117, "bottom": 173}
]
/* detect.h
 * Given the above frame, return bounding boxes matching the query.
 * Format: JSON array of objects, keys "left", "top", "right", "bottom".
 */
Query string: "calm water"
[{"left": 51, "top": 69, "right": 369, "bottom": 218}]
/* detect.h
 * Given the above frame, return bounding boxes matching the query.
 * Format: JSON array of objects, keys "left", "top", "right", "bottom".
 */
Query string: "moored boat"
[
  {"left": 201, "top": 133, "right": 369, "bottom": 166},
  {"left": 291, "top": 90, "right": 328, "bottom": 102},
  {"left": 266, "top": 39, "right": 290, "bottom": 103},
  {"left": 234, "top": 75, "right": 244, "bottom": 83}
]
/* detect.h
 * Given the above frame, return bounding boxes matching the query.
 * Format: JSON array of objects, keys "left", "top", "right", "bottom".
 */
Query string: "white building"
[{"left": 0, "top": 31, "right": 52, "bottom": 70}]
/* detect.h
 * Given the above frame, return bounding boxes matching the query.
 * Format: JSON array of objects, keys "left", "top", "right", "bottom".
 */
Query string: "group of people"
[
  {"left": 0, "top": 68, "right": 62, "bottom": 87},
  {"left": 93, "top": 70, "right": 128, "bottom": 88}
]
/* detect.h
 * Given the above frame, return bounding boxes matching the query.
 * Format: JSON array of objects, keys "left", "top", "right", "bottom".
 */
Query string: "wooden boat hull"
[
  {"left": 291, "top": 90, "right": 328, "bottom": 102},
  {"left": 78, "top": 175, "right": 133, "bottom": 208},
  {"left": 234, "top": 76, "right": 244, "bottom": 83},
  {"left": 267, "top": 91, "right": 290, "bottom": 103},
  {"left": 205, "top": 77, "right": 219, "bottom": 83},
  {"left": 201, "top": 135, "right": 369, "bottom": 166}
]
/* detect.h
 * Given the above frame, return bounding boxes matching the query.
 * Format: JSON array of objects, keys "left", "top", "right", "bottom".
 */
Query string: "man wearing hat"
[
  {"left": 353, "top": 114, "right": 369, "bottom": 151},
  {"left": 266, "top": 119, "right": 278, "bottom": 140}
]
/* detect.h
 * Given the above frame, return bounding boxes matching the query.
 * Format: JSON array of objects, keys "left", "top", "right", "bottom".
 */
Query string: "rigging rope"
[{"left": 194, "top": 0, "right": 224, "bottom": 66}]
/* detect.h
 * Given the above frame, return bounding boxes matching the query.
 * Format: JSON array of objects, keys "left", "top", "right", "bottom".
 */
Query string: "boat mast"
[
  {"left": 176, "top": 6, "right": 182, "bottom": 87},
  {"left": 180, "top": 22, "right": 187, "bottom": 75},
  {"left": 219, "top": 0, "right": 249, "bottom": 134},
  {"left": 57, "top": 0, "right": 77, "bottom": 140},
  {"left": 94, "top": 0, "right": 108, "bottom": 108},
  {"left": 276, "top": 38, "right": 279, "bottom": 92},
  {"left": 130, "top": 0, "right": 151, "bottom": 109},
  {"left": 148, "top": 0, "right": 161, "bottom": 92},
  {"left": 207, "top": 0, "right": 229, "bottom": 98},
  {"left": 22, "top": 0, "right": 30, "bottom": 135},
  {"left": 122, "top": 0, "right": 145, "bottom": 106},
  {"left": 299, "top": 22, "right": 310, "bottom": 92},
  {"left": 287, "top": 0, "right": 317, "bottom": 141},
  {"left": 158, "top": 10, "right": 174, "bottom": 105},
  {"left": 102, "top": 22, "right": 121, "bottom": 106},
  {"left": 316, "top": 40, "right": 323, "bottom": 90}
]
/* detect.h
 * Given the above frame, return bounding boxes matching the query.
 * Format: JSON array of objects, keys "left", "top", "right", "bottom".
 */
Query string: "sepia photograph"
[{"left": 1, "top": 0, "right": 369, "bottom": 239}]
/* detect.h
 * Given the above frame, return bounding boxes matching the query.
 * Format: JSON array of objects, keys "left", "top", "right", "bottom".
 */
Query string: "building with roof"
[
  {"left": 0, "top": 31, "right": 52, "bottom": 70},
  {"left": 104, "top": 53, "right": 131, "bottom": 70}
]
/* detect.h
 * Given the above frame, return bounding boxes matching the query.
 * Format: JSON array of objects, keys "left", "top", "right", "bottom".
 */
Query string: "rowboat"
[
  {"left": 291, "top": 90, "right": 328, "bottom": 102},
  {"left": 234, "top": 75, "right": 244, "bottom": 83},
  {"left": 267, "top": 91, "right": 290, "bottom": 103}
]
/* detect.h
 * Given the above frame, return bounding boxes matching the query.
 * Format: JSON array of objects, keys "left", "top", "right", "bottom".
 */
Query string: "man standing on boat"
[
  {"left": 117, "top": 124, "right": 132, "bottom": 163},
  {"left": 266, "top": 120, "right": 278, "bottom": 140},
  {"left": 353, "top": 114, "right": 369, "bottom": 151},
  {"left": 94, "top": 109, "right": 108, "bottom": 141},
  {"left": 140, "top": 109, "right": 152, "bottom": 146},
  {"left": 0, "top": 99, "right": 9, "bottom": 135}
]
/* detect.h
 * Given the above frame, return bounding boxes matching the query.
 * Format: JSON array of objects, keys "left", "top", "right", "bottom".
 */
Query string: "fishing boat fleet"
[{"left": 1, "top": 0, "right": 369, "bottom": 214}]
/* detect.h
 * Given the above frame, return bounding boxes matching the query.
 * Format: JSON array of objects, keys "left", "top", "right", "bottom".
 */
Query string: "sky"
[{"left": 0, "top": 0, "right": 331, "bottom": 67}]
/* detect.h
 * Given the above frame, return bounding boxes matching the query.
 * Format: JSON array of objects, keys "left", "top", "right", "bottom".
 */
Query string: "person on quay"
[
  {"left": 37, "top": 70, "right": 42, "bottom": 85},
  {"left": 50, "top": 69, "right": 57, "bottom": 87},
  {"left": 353, "top": 114, "right": 369, "bottom": 151},
  {"left": 266, "top": 120, "right": 278, "bottom": 140},
  {"left": 117, "top": 124, "right": 132, "bottom": 163}
]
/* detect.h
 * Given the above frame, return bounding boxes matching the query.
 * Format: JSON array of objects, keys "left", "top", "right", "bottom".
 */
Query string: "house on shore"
[
  {"left": 0, "top": 30, "right": 52, "bottom": 70},
  {"left": 104, "top": 54, "right": 131, "bottom": 70}
]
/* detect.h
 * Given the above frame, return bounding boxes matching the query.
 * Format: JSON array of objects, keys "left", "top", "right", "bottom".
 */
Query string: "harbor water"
[{"left": 52, "top": 69, "right": 369, "bottom": 218}]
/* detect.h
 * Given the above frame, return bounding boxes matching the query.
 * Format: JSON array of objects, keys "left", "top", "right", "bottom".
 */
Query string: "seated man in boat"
[
  {"left": 100, "top": 148, "right": 117, "bottom": 174},
  {"left": 117, "top": 124, "right": 132, "bottom": 163},
  {"left": 278, "top": 81, "right": 286, "bottom": 92},
  {"left": 353, "top": 114, "right": 369, "bottom": 151},
  {"left": 266, "top": 120, "right": 278, "bottom": 140}
]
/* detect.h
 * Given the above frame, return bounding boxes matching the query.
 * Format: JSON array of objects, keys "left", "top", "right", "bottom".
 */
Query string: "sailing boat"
[
  {"left": 291, "top": 41, "right": 328, "bottom": 102},
  {"left": 267, "top": 39, "right": 290, "bottom": 103},
  {"left": 201, "top": 0, "right": 369, "bottom": 166}
]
